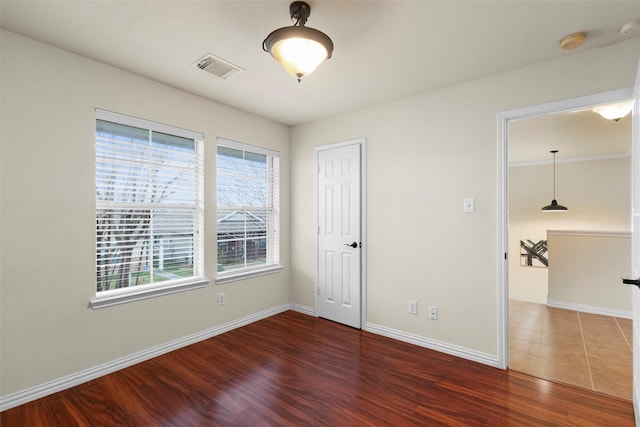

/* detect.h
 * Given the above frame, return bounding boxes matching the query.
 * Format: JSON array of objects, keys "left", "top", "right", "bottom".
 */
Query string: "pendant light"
[
  {"left": 541, "top": 150, "right": 568, "bottom": 212},
  {"left": 263, "top": 1, "right": 333, "bottom": 82}
]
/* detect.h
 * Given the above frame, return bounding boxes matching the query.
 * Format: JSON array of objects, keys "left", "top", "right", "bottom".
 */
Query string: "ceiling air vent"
[{"left": 193, "top": 53, "right": 243, "bottom": 80}]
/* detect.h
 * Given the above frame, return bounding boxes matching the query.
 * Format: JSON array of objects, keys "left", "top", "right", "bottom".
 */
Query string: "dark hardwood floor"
[{"left": 1, "top": 310, "right": 634, "bottom": 426}]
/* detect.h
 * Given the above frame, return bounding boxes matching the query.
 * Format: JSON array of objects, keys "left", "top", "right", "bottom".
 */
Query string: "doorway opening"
[{"left": 498, "top": 89, "right": 633, "bottom": 400}]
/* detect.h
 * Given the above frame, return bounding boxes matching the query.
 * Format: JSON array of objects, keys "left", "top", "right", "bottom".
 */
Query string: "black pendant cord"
[
  {"left": 551, "top": 149, "right": 558, "bottom": 201},
  {"left": 553, "top": 152, "right": 556, "bottom": 200}
]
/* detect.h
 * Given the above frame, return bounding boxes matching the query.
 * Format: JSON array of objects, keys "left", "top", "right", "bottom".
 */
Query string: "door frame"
[
  {"left": 314, "top": 138, "right": 367, "bottom": 328},
  {"left": 497, "top": 88, "right": 633, "bottom": 369}
]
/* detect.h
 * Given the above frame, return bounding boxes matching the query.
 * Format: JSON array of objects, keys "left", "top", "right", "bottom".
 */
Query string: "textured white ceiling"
[
  {"left": 2, "top": 0, "right": 639, "bottom": 127},
  {"left": 509, "top": 108, "right": 631, "bottom": 165}
]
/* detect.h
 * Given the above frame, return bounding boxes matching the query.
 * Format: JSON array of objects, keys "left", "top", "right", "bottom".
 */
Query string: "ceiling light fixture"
[
  {"left": 541, "top": 150, "right": 568, "bottom": 212},
  {"left": 263, "top": 1, "right": 333, "bottom": 82},
  {"left": 592, "top": 101, "right": 633, "bottom": 121}
]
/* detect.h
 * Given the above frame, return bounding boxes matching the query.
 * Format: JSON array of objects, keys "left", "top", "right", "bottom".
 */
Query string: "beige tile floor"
[{"left": 509, "top": 300, "right": 632, "bottom": 401}]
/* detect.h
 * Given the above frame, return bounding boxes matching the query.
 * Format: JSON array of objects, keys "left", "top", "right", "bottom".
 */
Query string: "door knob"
[
  {"left": 622, "top": 278, "right": 640, "bottom": 288},
  {"left": 345, "top": 242, "right": 358, "bottom": 248}
]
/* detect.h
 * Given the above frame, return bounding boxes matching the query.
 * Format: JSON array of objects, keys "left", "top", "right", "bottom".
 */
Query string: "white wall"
[
  {"left": 0, "top": 30, "right": 290, "bottom": 397},
  {"left": 290, "top": 38, "right": 640, "bottom": 356},
  {"left": 509, "top": 157, "right": 631, "bottom": 303},
  {"left": 547, "top": 231, "right": 631, "bottom": 314}
]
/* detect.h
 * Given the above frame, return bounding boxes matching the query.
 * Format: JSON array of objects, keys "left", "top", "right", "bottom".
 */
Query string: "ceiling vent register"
[{"left": 193, "top": 54, "right": 243, "bottom": 80}]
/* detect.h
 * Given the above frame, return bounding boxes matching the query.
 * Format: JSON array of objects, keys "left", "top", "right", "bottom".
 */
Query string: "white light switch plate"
[{"left": 464, "top": 198, "right": 475, "bottom": 213}]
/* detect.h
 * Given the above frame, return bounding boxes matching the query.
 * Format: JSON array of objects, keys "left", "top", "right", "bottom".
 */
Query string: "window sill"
[
  {"left": 89, "top": 278, "right": 209, "bottom": 309},
  {"left": 216, "top": 265, "right": 284, "bottom": 285}
]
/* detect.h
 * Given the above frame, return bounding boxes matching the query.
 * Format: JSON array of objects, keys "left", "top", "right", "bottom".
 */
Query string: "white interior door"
[
  {"left": 317, "top": 143, "right": 362, "bottom": 329},
  {"left": 630, "top": 59, "right": 640, "bottom": 425}
]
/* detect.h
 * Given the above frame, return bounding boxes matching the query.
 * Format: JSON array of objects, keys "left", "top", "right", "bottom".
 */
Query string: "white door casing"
[
  {"left": 630, "top": 58, "right": 640, "bottom": 425},
  {"left": 316, "top": 141, "right": 363, "bottom": 329}
]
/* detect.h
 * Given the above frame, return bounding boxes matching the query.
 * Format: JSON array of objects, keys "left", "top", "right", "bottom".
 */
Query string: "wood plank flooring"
[{"left": 1, "top": 310, "right": 634, "bottom": 426}]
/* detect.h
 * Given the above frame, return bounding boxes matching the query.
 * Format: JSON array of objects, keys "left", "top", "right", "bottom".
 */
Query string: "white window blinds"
[
  {"left": 216, "top": 138, "right": 280, "bottom": 275},
  {"left": 96, "top": 110, "right": 204, "bottom": 294}
]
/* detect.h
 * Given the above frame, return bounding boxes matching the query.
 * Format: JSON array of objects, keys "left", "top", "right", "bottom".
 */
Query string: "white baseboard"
[
  {"left": 0, "top": 304, "right": 290, "bottom": 412},
  {"left": 546, "top": 300, "right": 632, "bottom": 319},
  {"left": 289, "top": 304, "right": 315, "bottom": 316},
  {"left": 291, "top": 311, "right": 499, "bottom": 368},
  {"left": 363, "top": 323, "right": 499, "bottom": 368},
  {"left": 2, "top": 305, "right": 501, "bottom": 412}
]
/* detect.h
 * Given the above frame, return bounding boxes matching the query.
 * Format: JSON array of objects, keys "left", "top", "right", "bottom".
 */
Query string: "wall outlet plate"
[
  {"left": 408, "top": 300, "right": 417, "bottom": 315},
  {"left": 218, "top": 292, "right": 225, "bottom": 306},
  {"left": 429, "top": 306, "right": 438, "bottom": 320}
]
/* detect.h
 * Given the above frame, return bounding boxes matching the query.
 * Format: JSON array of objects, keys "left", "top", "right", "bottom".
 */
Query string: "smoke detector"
[
  {"left": 620, "top": 22, "right": 639, "bottom": 36},
  {"left": 193, "top": 53, "right": 243, "bottom": 80}
]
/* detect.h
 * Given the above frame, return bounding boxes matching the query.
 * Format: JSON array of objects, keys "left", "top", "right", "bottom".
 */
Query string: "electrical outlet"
[
  {"left": 217, "top": 292, "right": 225, "bottom": 306},
  {"left": 408, "top": 300, "right": 417, "bottom": 315},
  {"left": 429, "top": 306, "right": 438, "bottom": 320}
]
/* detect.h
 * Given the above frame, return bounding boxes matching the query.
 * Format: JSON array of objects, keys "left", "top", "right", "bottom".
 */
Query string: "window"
[
  {"left": 93, "top": 110, "right": 205, "bottom": 307},
  {"left": 216, "top": 138, "right": 280, "bottom": 281}
]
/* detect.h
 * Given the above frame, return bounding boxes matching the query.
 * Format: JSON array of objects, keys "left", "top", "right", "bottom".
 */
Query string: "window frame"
[
  {"left": 90, "top": 109, "right": 207, "bottom": 309},
  {"left": 215, "top": 137, "right": 282, "bottom": 284}
]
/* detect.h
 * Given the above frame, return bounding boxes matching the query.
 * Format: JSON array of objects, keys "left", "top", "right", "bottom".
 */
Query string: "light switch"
[{"left": 464, "top": 198, "right": 475, "bottom": 213}]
